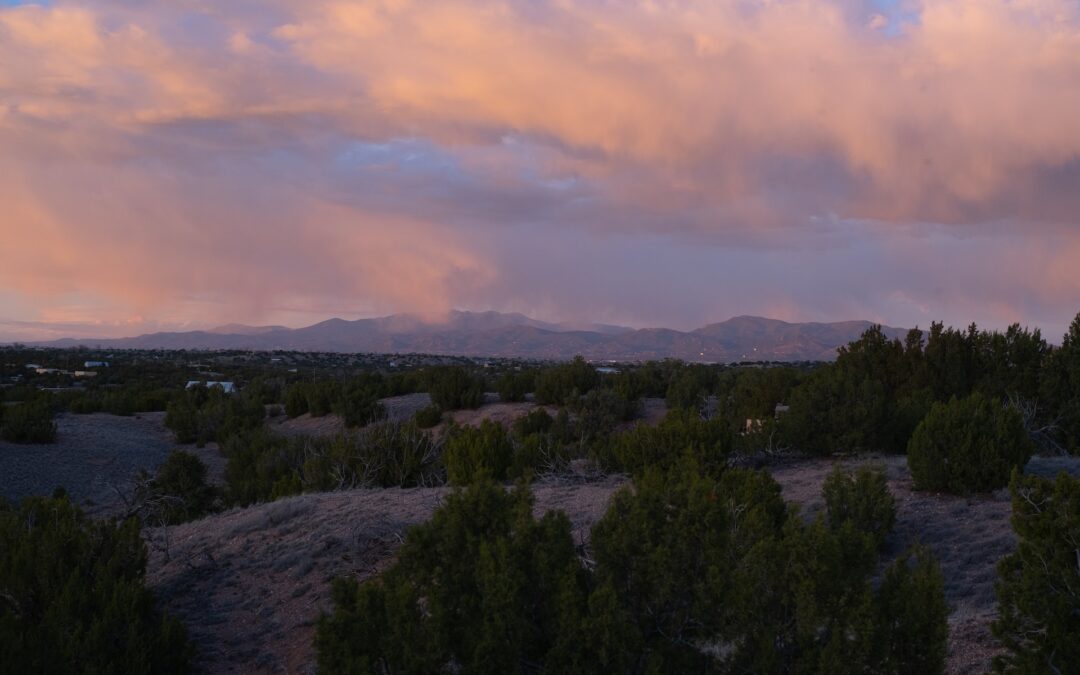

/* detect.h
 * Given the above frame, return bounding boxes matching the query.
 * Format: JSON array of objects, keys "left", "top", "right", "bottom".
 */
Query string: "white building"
[
  {"left": 84, "top": 361, "right": 109, "bottom": 368},
  {"left": 186, "top": 380, "right": 237, "bottom": 394}
]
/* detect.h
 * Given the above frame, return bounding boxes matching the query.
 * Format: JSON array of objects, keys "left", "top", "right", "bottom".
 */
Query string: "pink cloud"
[{"left": 1, "top": 0, "right": 1079, "bottom": 336}]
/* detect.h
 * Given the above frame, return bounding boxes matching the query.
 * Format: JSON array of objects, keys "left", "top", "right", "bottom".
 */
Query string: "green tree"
[
  {"left": 284, "top": 383, "right": 310, "bottom": 418},
  {"left": 822, "top": 465, "right": 896, "bottom": 549},
  {"left": 411, "top": 404, "right": 442, "bottom": 429},
  {"left": 496, "top": 369, "right": 535, "bottom": 403},
  {"left": 534, "top": 356, "right": 600, "bottom": 405},
  {"left": 873, "top": 545, "right": 949, "bottom": 675},
  {"left": 314, "top": 462, "right": 949, "bottom": 675},
  {"left": 907, "top": 393, "right": 1033, "bottom": 494},
  {"left": 164, "top": 396, "right": 198, "bottom": 444},
  {"left": 665, "top": 365, "right": 715, "bottom": 413},
  {"left": 316, "top": 481, "right": 589, "bottom": 674},
  {"left": 599, "top": 408, "right": 732, "bottom": 477},
  {"left": 1041, "top": 311, "right": 1080, "bottom": 454},
  {"left": 0, "top": 399, "right": 56, "bottom": 444},
  {"left": 147, "top": 450, "right": 216, "bottom": 524},
  {"left": 428, "top": 367, "right": 485, "bottom": 410},
  {"left": 0, "top": 496, "right": 193, "bottom": 673},
  {"left": 590, "top": 460, "right": 788, "bottom": 671},
  {"left": 443, "top": 420, "right": 515, "bottom": 484},
  {"left": 993, "top": 471, "right": 1080, "bottom": 674}
]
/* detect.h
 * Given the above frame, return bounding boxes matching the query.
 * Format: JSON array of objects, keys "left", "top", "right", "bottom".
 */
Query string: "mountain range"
[{"left": 27, "top": 311, "right": 907, "bottom": 362}]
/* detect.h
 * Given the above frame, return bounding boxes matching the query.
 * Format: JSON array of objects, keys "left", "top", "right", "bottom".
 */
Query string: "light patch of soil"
[
  {"left": 266, "top": 412, "right": 346, "bottom": 438},
  {"left": 638, "top": 397, "right": 668, "bottom": 426},
  {"left": 0, "top": 412, "right": 183, "bottom": 516},
  {"left": 146, "top": 479, "right": 626, "bottom": 674},
  {"left": 379, "top": 392, "right": 433, "bottom": 422},
  {"left": 448, "top": 399, "right": 556, "bottom": 429}
]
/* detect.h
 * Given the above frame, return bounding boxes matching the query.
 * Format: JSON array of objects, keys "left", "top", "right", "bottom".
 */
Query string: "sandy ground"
[
  {"left": 146, "top": 479, "right": 626, "bottom": 674},
  {"left": 0, "top": 411, "right": 222, "bottom": 517}
]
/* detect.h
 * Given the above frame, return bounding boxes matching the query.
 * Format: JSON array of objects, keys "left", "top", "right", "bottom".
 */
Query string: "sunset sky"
[{"left": 2, "top": 0, "right": 1079, "bottom": 342}]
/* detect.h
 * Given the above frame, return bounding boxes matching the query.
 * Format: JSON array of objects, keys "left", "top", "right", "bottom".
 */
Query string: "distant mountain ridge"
[{"left": 29, "top": 311, "right": 907, "bottom": 362}]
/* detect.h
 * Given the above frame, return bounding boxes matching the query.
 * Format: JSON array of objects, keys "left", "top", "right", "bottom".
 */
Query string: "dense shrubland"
[
  {"left": 223, "top": 423, "right": 443, "bottom": 505},
  {"left": 495, "top": 368, "right": 536, "bottom": 402},
  {"left": 779, "top": 320, "right": 1069, "bottom": 460},
  {"left": 283, "top": 375, "right": 388, "bottom": 426},
  {"left": 164, "top": 383, "right": 266, "bottom": 446},
  {"left": 317, "top": 462, "right": 948, "bottom": 674},
  {"left": 427, "top": 366, "right": 486, "bottom": 410},
  {"left": 0, "top": 496, "right": 193, "bottom": 673},
  {"left": 535, "top": 356, "right": 601, "bottom": 405},
  {"left": 596, "top": 408, "right": 733, "bottom": 477}
]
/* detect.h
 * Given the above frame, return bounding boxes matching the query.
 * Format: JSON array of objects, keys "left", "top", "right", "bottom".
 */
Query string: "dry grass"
[{"left": 145, "top": 479, "right": 626, "bottom": 675}]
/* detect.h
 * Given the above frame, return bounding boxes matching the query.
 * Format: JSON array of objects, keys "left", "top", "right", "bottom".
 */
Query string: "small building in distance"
[
  {"left": 84, "top": 361, "right": 109, "bottom": 368},
  {"left": 74, "top": 371, "right": 99, "bottom": 378},
  {"left": 186, "top": 380, "right": 237, "bottom": 394},
  {"left": 774, "top": 403, "right": 790, "bottom": 419}
]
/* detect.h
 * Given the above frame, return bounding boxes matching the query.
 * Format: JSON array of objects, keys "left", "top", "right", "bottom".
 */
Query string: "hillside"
[
  {"left": 32, "top": 311, "right": 908, "bottom": 362},
  {"left": 143, "top": 455, "right": 1080, "bottom": 675}
]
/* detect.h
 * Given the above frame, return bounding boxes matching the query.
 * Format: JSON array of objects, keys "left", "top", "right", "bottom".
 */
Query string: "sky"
[{"left": 1, "top": 0, "right": 1079, "bottom": 342}]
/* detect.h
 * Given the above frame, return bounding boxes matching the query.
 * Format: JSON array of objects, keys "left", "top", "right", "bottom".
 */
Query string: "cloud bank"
[{"left": 2, "top": 0, "right": 1079, "bottom": 340}]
